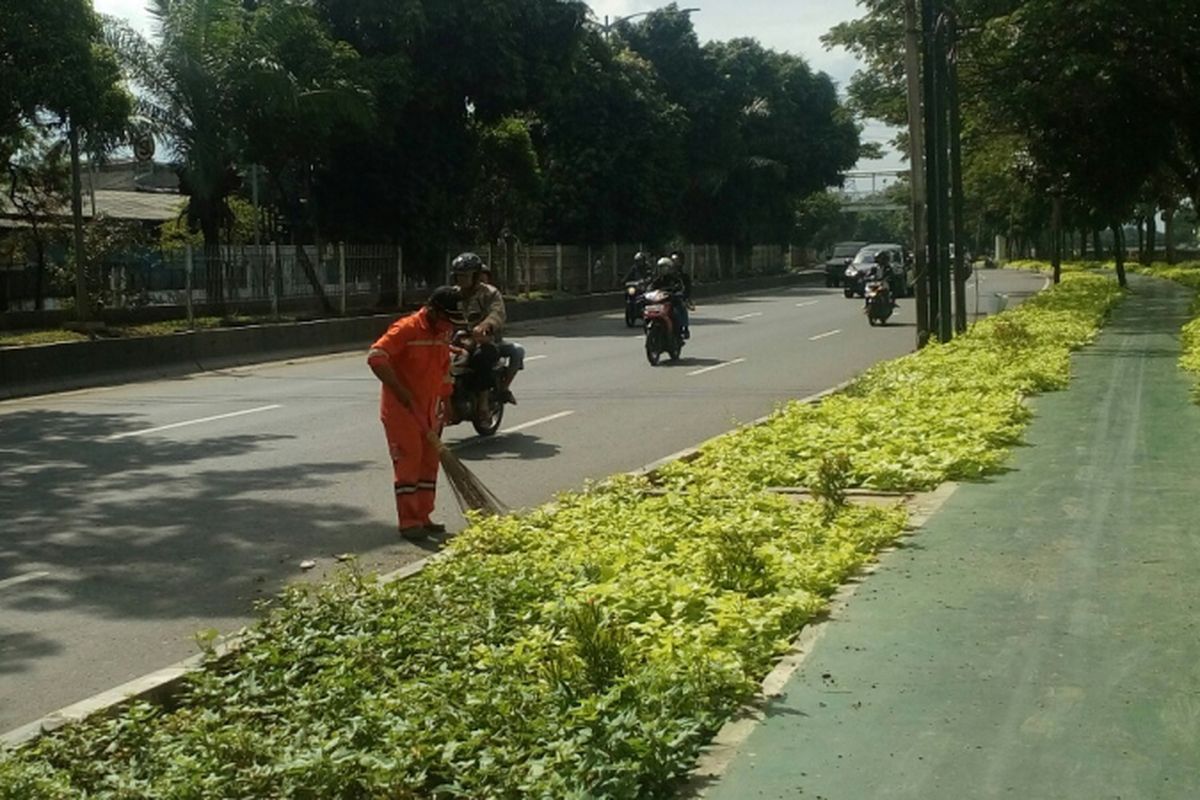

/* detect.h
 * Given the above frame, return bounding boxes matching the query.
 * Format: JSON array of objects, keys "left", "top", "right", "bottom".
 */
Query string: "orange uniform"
[{"left": 368, "top": 307, "right": 453, "bottom": 530}]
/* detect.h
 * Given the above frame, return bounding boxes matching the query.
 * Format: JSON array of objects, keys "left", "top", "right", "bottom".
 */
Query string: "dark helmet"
[
  {"left": 451, "top": 252, "right": 484, "bottom": 276},
  {"left": 426, "top": 285, "right": 467, "bottom": 324},
  {"left": 634, "top": 251, "right": 648, "bottom": 265}
]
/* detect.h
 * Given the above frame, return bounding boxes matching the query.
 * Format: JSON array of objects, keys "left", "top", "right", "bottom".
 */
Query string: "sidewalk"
[{"left": 699, "top": 275, "right": 1200, "bottom": 799}]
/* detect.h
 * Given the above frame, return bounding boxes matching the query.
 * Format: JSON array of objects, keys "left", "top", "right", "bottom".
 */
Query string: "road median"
[{"left": 0, "top": 273, "right": 1127, "bottom": 798}]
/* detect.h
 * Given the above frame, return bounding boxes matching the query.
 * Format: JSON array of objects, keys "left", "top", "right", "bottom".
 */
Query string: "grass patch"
[
  {"left": 0, "top": 274, "right": 1124, "bottom": 799},
  {"left": 0, "top": 330, "right": 90, "bottom": 347},
  {"left": 0, "top": 315, "right": 302, "bottom": 347}
]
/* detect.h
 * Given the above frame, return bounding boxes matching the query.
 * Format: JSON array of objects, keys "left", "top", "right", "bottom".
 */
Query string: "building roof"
[{"left": 0, "top": 189, "right": 184, "bottom": 226}]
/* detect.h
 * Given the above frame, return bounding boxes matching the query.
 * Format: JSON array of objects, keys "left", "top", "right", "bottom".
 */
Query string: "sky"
[{"left": 93, "top": 0, "right": 902, "bottom": 179}]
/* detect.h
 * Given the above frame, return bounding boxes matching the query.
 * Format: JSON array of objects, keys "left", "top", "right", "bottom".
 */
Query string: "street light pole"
[{"left": 600, "top": 6, "right": 700, "bottom": 38}]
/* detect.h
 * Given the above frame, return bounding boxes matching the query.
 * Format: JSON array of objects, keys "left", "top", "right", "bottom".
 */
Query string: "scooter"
[
  {"left": 445, "top": 333, "right": 509, "bottom": 435},
  {"left": 642, "top": 288, "right": 685, "bottom": 365},
  {"left": 864, "top": 280, "right": 895, "bottom": 326},
  {"left": 624, "top": 278, "right": 649, "bottom": 327}
]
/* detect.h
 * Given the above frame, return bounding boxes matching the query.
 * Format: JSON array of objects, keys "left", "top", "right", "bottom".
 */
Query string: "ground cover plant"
[
  {"left": 0, "top": 315, "right": 301, "bottom": 347},
  {"left": 659, "top": 273, "right": 1124, "bottom": 494},
  {"left": 0, "top": 273, "right": 1123, "bottom": 799}
]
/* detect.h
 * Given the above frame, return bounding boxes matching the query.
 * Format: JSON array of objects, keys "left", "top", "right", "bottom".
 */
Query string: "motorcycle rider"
[
  {"left": 650, "top": 255, "right": 693, "bottom": 339},
  {"left": 864, "top": 250, "right": 898, "bottom": 310},
  {"left": 624, "top": 251, "right": 651, "bottom": 283},
  {"left": 450, "top": 253, "right": 524, "bottom": 420}
]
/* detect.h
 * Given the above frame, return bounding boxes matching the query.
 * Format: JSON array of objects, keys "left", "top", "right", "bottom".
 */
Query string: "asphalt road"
[{"left": 0, "top": 269, "right": 1046, "bottom": 732}]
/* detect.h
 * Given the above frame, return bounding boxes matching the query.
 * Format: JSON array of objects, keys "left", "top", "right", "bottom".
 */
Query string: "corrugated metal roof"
[{"left": 0, "top": 190, "right": 185, "bottom": 224}]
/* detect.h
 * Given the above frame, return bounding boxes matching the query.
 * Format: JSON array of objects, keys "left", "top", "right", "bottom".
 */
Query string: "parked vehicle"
[
  {"left": 445, "top": 333, "right": 509, "bottom": 435},
  {"left": 624, "top": 278, "right": 650, "bottom": 327},
  {"left": 824, "top": 241, "right": 868, "bottom": 288},
  {"left": 642, "top": 288, "right": 684, "bottom": 365},
  {"left": 844, "top": 243, "right": 912, "bottom": 298},
  {"left": 864, "top": 279, "right": 895, "bottom": 325}
]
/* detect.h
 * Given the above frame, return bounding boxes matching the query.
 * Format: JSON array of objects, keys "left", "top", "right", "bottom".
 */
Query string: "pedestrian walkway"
[{"left": 700, "top": 275, "right": 1200, "bottom": 799}]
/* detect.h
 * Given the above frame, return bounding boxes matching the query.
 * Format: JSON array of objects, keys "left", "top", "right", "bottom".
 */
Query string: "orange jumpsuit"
[{"left": 368, "top": 308, "right": 453, "bottom": 530}]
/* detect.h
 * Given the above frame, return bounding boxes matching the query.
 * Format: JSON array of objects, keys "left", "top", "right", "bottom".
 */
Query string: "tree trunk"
[
  {"left": 68, "top": 124, "right": 90, "bottom": 321},
  {"left": 1093, "top": 229, "right": 1102, "bottom": 259},
  {"left": 272, "top": 171, "right": 333, "bottom": 313},
  {"left": 200, "top": 213, "right": 225, "bottom": 316},
  {"left": 1165, "top": 207, "right": 1176, "bottom": 264},
  {"left": 1050, "top": 194, "right": 1063, "bottom": 285},
  {"left": 1135, "top": 216, "right": 1145, "bottom": 264},
  {"left": 1079, "top": 229, "right": 1087, "bottom": 260},
  {"left": 1112, "top": 223, "right": 1127, "bottom": 288},
  {"left": 1145, "top": 210, "right": 1157, "bottom": 264},
  {"left": 33, "top": 234, "right": 45, "bottom": 311}
]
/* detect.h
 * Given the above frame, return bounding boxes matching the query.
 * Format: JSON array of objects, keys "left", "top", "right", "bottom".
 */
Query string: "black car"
[{"left": 824, "top": 241, "right": 868, "bottom": 288}]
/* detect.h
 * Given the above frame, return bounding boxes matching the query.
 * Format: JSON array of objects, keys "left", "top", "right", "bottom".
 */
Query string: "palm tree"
[{"left": 107, "top": 0, "right": 244, "bottom": 314}]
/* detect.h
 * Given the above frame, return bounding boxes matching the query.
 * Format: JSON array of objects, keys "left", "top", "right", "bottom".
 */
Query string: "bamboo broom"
[{"left": 425, "top": 429, "right": 507, "bottom": 516}]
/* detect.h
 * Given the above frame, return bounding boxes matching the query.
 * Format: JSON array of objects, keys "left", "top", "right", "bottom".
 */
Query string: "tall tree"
[
  {"left": 2, "top": 135, "right": 69, "bottom": 310},
  {"left": 234, "top": 0, "right": 372, "bottom": 309},
  {"left": 536, "top": 32, "right": 686, "bottom": 244},
  {"left": 107, "top": 0, "right": 246, "bottom": 314},
  {"left": 2, "top": 0, "right": 129, "bottom": 317},
  {"left": 311, "top": 0, "right": 590, "bottom": 280}
]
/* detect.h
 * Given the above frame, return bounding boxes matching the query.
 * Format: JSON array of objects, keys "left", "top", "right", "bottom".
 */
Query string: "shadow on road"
[
  {"left": 0, "top": 409, "right": 396, "bottom": 673},
  {"left": 454, "top": 431, "right": 561, "bottom": 461}
]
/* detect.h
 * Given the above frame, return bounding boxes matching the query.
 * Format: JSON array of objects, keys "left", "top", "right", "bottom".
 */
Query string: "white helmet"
[{"left": 656, "top": 256, "right": 673, "bottom": 273}]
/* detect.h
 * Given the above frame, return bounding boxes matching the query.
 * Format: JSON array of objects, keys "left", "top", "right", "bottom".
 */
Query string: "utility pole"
[
  {"left": 947, "top": 15, "right": 967, "bottom": 334},
  {"left": 904, "top": 0, "right": 930, "bottom": 347},
  {"left": 920, "top": 0, "right": 946, "bottom": 342}
]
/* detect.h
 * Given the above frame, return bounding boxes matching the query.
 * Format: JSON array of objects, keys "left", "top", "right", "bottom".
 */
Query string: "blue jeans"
[
  {"left": 672, "top": 299, "right": 689, "bottom": 331},
  {"left": 497, "top": 340, "right": 525, "bottom": 370}
]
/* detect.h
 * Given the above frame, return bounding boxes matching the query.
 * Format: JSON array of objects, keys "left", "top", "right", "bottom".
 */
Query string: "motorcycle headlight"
[
  {"left": 845, "top": 267, "right": 857, "bottom": 277},
  {"left": 627, "top": 286, "right": 637, "bottom": 296}
]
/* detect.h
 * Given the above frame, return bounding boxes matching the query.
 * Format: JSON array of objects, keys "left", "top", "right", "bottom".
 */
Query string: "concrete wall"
[{"left": 1, "top": 272, "right": 819, "bottom": 400}]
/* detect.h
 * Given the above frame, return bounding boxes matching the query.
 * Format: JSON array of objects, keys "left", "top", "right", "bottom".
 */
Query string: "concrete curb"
[
  {"left": 0, "top": 359, "right": 849, "bottom": 751},
  {"left": 0, "top": 272, "right": 820, "bottom": 401}
]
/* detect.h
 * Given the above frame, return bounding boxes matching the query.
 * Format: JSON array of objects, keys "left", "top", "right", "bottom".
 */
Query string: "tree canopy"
[{"left": 826, "top": 0, "right": 1200, "bottom": 262}]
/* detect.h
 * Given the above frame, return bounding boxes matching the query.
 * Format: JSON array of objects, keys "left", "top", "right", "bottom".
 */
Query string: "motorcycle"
[
  {"left": 864, "top": 279, "right": 895, "bottom": 326},
  {"left": 444, "top": 332, "right": 509, "bottom": 435},
  {"left": 642, "top": 288, "right": 685, "bottom": 365},
  {"left": 624, "top": 278, "right": 649, "bottom": 327}
]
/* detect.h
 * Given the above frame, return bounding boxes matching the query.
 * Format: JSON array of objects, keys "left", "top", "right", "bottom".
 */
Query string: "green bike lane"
[{"left": 700, "top": 275, "right": 1200, "bottom": 799}]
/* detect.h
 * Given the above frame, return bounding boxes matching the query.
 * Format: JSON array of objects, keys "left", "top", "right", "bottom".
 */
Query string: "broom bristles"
[{"left": 439, "top": 448, "right": 507, "bottom": 516}]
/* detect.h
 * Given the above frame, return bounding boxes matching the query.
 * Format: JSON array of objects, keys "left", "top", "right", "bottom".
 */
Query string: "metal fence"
[{"left": 0, "top": 240, "right": 809, "bottom": 317}]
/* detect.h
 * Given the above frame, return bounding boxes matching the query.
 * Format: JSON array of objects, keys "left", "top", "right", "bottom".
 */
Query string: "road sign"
[{"left": 133, "top": 134, "right": 155, "bottom": 163}]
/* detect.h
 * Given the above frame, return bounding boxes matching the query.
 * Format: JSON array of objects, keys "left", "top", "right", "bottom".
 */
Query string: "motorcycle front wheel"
[
  {"left": 472, "top": 390, "right": 505, "bottom": 436},
  {"left": 645, "top": 325, "right": 664, "bottom": 366}
]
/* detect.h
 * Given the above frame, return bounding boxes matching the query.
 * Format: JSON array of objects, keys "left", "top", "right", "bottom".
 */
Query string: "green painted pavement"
[{"left": 701, "top": 276, "right": 1200, "bottom": 800}]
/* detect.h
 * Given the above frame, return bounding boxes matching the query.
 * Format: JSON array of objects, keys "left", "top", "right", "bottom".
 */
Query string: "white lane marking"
[
  {"left": 500, "top": 410, "right": 575, "bottom": 434},
  {"left": 796, "top": 300, "right": 820, "bottom": 308},
  {"left": 105, "top": 405, "right": 282, "bottom": 441},
  {"left": 525, "top": 355, "right": 548, "bottom": 362},
  {"left": 688, "top": 358, "right": 747, "bottom": 377},
  {"left": 0, "top": 572, "right": 50, "bottom": 591},
  {"left": 809, "top": 329, "right": 841, "bottom": 341},
  {"left": 731, "top": 312, "right": 763, "bottom": 321}
]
